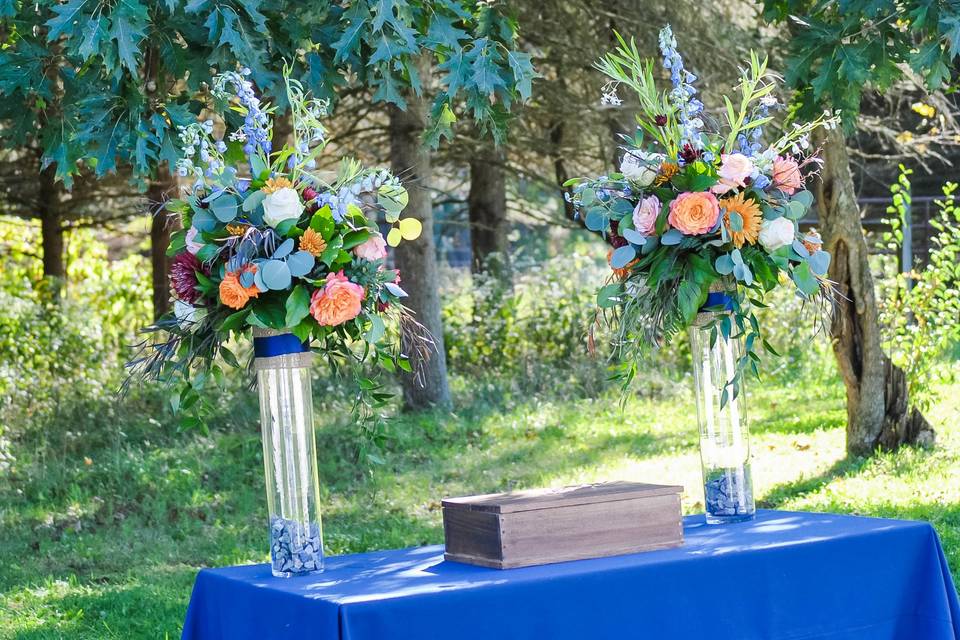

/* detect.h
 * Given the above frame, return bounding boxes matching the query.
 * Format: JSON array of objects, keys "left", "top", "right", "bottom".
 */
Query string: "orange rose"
[
  {"left": 219, "top": 264, "right": 260, "bottom": 310},
  {"left": 309, "top": 270, "right": 365, "bottom": 326},
  {"left": 668, "top": 191, "right": 720, "bottom": 235},
  {"left": 772, "top": 156, "right": 803, "bottom": 195}
]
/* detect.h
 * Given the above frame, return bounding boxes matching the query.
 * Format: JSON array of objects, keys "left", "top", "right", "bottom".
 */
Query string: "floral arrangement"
[
  {"left": 129, "top": 68, "right": 428, "bottom": 408},
  {"left": 570, "top": 27, "right": 838, "bottom": 393}
]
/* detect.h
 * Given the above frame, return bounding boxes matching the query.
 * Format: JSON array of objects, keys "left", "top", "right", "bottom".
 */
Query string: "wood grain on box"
[{"left": 442, "top": 482, "right": 683, "bottom": 569}]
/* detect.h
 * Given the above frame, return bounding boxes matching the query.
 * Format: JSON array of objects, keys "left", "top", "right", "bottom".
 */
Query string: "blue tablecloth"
[{"left": 182, "top": 510, "right": 960, "bottom": 639}]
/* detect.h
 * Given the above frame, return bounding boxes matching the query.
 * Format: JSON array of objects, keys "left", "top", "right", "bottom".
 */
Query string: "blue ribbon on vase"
[
  {"left": 253, "top": 333, "right": 311, "bottom": 358},
  {"left": 700, "top": 292, "right": 734, "bottom": 312}
]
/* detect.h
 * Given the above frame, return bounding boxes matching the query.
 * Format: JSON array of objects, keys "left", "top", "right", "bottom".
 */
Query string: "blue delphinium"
[
  {"left": 213, "top": 68, "right": 272, "bottom": 161},
  {"left": 658, "top": 25, "right": 703, "bottom": 149},
  {"left": 737, "top": 95, "right": 778, "bottom": 157}
]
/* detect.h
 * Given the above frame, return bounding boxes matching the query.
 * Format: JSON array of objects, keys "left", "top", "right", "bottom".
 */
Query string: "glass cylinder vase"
[
  {"left": 688, "top": 285, "right": 756, "bottom": 525},
  {"left": 253, "top": 328, "right": 324, "bottom": 577}
]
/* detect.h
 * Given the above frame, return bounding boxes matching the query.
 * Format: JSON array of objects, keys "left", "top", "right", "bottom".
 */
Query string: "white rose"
[
  {"left": 262, "top": 187, "right": 304, "bottom": 228},
  {"left": 620, "top": 150, "right": 662, "bottom": 187},
  {"left": 759, "top": 217, "right": 796, "bottom": 252}
]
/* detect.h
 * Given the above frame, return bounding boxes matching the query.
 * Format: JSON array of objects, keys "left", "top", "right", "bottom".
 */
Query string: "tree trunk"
[
  {"left": 814, "top": 127, "right": 933, "bottom": 455},
  {"left": 149, "top": 166, "right": 178, "bottom": 319},
  {"left": 468, "top": 146, "right": 510, "bottom": 279},
  {"left": 38, "top": 163, "right": 64, "bottom": 296},
  {"left": 549, "top": 120, "right": 576, "bottom": 221},
  {"left": 388, "top": 98, "right": 451, "bottom": 410}
]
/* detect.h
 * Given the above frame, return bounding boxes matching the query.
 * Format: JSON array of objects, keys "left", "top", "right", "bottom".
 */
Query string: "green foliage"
[
  {"left": 328, "top": 0, "right": 536, "bottom": 146},
  {"left": 877, "top": 168, "right": 960, "bottom": 412},
  {"left": 0, "top": 1, "right": 326, "bottom": 185},
  {"left": 1, "top": 0, "right": 535, "bottom": 204},
  {"left": 762, "top": 0, "right": 960, "bottom": 123},
  {"left": 442, "top": 253, "right": 629, "bottom": 396},
  {"left": 0, "top": 216, "right": 151, "bottom": 470}
]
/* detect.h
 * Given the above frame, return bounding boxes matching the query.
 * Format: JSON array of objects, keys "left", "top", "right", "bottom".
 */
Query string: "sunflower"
[{"left": 720, "top": 191, "right": 761, "bottom": 248}]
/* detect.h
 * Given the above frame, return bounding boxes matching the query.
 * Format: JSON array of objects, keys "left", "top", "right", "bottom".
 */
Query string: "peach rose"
[
  {"left": 668, "top": 191, "right": 720, "bottom": 235},
  {"left": 711, "top": 153, "right": 754, "bottom": 195},
  {"left": 219, "top": 265, "right": 260, "bottom": 310},
  {"left": 310, "top": 270, "right": 365, "bottom": 326},
  {"left": 772, "top": 156, "right": 803, "bottom": 195},
  {"left": 354, "top": 233, "right": 388, "bottom": 262},
  {"left": 632, "top": 195, "right": 660, "bottom": 236}
]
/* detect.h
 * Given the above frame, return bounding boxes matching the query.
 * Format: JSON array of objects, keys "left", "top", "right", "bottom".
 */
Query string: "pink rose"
[
  {"left": 772, "top": 156, "right": 803, "bottom": 195},
  {"left": 353, "top": 233, "right": 388, "bottom": 262},
  {"left": 711, "top": 153, "right": 754, "bottom": 195},
  {"left": 309, "top": 271, "right": 365, "bottom": 326},
  {"left": 668, "top": 191, "right": 720, "bottom": 235},
  {"left": 632, "top": 195, "right": 660, "bottom": 236}
]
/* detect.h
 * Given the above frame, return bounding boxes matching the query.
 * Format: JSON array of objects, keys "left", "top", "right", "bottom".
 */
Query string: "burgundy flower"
[
  {"left": 169, "top": 251, "right": 206, "bottom": 303},
  {"left": 302, "top": 186, "right": 318, "bottom": 201},
  {"left": 654, "top": 114, "right": 668, "bottom": 127},
  {"left": 680, "top": 143, "right": 702, "bottom": 164},
  {"left": 608, "top": 233, "right": 627, "bottom": 249}
]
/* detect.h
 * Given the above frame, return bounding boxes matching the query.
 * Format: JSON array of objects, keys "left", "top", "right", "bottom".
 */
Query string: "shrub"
[{"left": 877, "top": 170, "right": 960, "bottom": 412}]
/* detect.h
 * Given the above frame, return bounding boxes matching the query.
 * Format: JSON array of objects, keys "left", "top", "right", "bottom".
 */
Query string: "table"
[{"left": 182, "top": 510, "right": 960, "bottom": 639}]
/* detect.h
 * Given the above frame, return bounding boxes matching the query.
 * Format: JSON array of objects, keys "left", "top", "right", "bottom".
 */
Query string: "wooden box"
[{"left": 442, "top": 482, "right": 683, "bottom": 569}]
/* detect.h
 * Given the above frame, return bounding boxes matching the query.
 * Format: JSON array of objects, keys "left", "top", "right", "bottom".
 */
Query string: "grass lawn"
[{"left": 2, "top": 367, "right": 959, "bottom": 638}]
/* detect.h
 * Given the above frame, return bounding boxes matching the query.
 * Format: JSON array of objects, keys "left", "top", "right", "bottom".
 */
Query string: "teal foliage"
[{"left": 762, "top": 0, "right": 960, "bottom": 123}]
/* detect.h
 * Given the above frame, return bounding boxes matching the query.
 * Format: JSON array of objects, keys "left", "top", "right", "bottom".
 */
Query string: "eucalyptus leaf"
[
  {"left": 286, "top": 251, "right": 315, "bottom": 277},
  {"left": 273, "top": 238, "right": 295, "bottom": 260},
  {"left": 792, "top": 239, "right": 811, "bottom": 259},
  {"left": 621, "top": 228, "right": 647, "bottom": 246},
  {"left": 250, "top": 153, "right": 268, "bottom": 180},
  {"left": 728, "top": 210, "right": 744, "bottom": 232},
  {"left": 242, "top": 190, "right": 266, "bottom": 213},
  {"left": 261, "top": 259, "right": 292, "bottom": 290},
  {"left": 661, "top": 229, "right": 683, "bottom": 245},
  {"left": 611, "top": 198, "right": 635, "bottom": 216},
  {"left": 716, "top": 254, "right": 735, "bottom": 275},
  {"left": 792, "top": 190, "right": 814, "bottom": 208},
  {"left": 610, "top": 244, "right": 637, "bottom": 269},
  {"left": 192, "top": 209, "right": 217, "bottom": 232},
  {"left": 211, "top": 194, "right": 239, "bottom": 223},
  {"left": 584, "top": 207, "right": 607, "bottom": 232},
  {"left": 785, "top": 200, "right": 807, "bottom": 220},
  {"left": 792, "top": 262, "right": 820, "bottom": 296},
  {"left": 808, "top": 250, "right": 831, "bottom": 276}
]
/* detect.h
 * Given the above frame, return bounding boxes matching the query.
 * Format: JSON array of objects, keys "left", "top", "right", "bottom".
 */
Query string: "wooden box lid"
[{"left": 442, "top": 481, "right": 683, "bottom": 514}]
